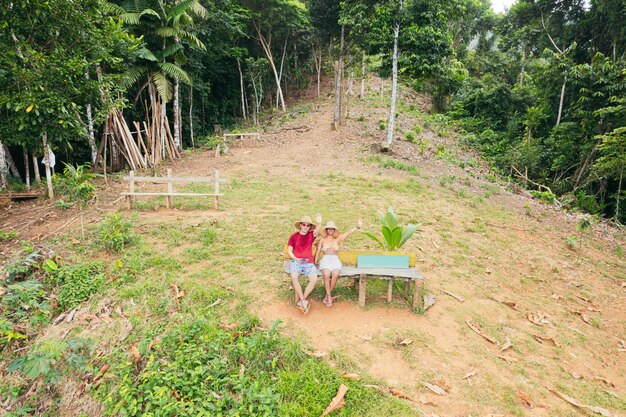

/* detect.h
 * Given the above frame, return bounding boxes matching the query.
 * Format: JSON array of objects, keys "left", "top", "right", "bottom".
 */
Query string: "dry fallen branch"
[
  {"left": 443, "top": 291, "right": 464, "bottom": 302},
  {"left": 533, "top": 335, "right": 561, "bottom": 347},
  {"left": 341, "top": 373, "right": 360, "bottom": 381},
  {"left": 489, "top": 297, "right": 518, "bottom": 310},
  {"left": 420, "top": 381, "right": 447, "bottom": 396},
  {"left": 527, "top": 312, "right": 550, "bottom": 326},
  {"left": 466, "top": 320, "right": 497, "bottom": 344},
  {"left": 517, "top": 390, "right": 534, "bottom": 408},
  {"left": 462, "top": 368, "right": 477, "bottom": 381},
  {"left": 390, "top": 388, "right": 420, "bottom": 404},
  {"left": 217, "top": 323, "right": 239, "bottom": 331},
  {"left": 207, "top": 298, "right": 222, "bottom": 308},
  {"left": 320, "top": 384, "right": 348, "bottom": 417},
  {"left": 548, "top": 387, "right": 612, "bottom": 416},
  {"left": 500, "top": 338, "right": 513, "bottom": 352}
]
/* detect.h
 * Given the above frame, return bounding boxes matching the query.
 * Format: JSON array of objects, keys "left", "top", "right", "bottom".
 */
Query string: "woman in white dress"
[{"left": 315, "top": 218, "right": 362, "bottom": 306}]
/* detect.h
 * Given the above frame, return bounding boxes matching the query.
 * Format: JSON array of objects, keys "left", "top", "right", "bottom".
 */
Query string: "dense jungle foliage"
[{"left": 1, "top": 0, "right": 624, "bottom": 221}]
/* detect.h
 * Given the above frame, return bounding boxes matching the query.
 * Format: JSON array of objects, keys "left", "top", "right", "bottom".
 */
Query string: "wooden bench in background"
[
  {"left": 283, "top": 249, "right": 424, "bottom": 309},
  {"left": 215, "top": 132, "right": 261, "bottom": 157},
  {"left": 122, "top": 169, "right": 226, "bottom": 210}
]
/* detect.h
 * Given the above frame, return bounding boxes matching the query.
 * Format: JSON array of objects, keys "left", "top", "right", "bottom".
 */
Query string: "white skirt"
[{"left": 319, "top": 255, "right": 342, "bottom": 271}]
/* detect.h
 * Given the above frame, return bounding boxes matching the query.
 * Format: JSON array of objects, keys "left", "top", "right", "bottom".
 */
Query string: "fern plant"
[{"left": 362, "top": 207, "right": 420, "bottom": 250}]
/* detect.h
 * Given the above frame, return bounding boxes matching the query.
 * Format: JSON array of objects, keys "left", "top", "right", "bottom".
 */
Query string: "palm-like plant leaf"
[
  {"left": 391, "top": 227, "right": 402, "bottom": 250},
  {"left": 120, "top": 66, "right": 148, "bottom": 88},
  {"left": 119, "top": 12, "right": 141, "bottom": 24},
  {"left": 378, "top": 211, "right": 389, "bottom": 229},
  {"left": 101, "top": 2, "right": 126, "bottom": 15},
  {"left": 361, "top": 231, "right": 385, "bottom": 250},
  {"left": 399, "top": 223, "right": 420, "bottom": 248},
  {"left": 136, "top": 47, "right": 158, "bottom": 62},
  {"left": 152, "top": 72, "right": 172, "bottom": 102},
  {"left": 385, "top": 207, "right": 398, "bottom": 229},
  {"left": 171, "top": 0, "right": 208, "bottom": 20},
  {"left": 139, "top": 8, "right": 161, "bottom": 19},
  {"left": 161, "top": 43, "right": 184, "bottom": 59},
  {"left": 158, "top": 62, "right": 191, "bottom": 84}
]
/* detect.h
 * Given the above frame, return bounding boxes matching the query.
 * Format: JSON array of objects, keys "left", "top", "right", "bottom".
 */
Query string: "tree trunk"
[
  {"left": 32, "top": 155, "right": 41, "bottom": 183},
  {"left": 386, "top": 2, "right": 402, "bottom": 146},
  {"left": 276, "top": 34, "right": 289, "bottom": 111},
  {"left": 574, "top": 138, "right": 601, "bottom": 187},
  {"left": 333, "top": 25, "right": 345, "bottom": 130},
  {"left": 0, "top": 139, "right": 7, "bottom": 189},
  {"left": 237, "top": 60, "right": 247, "bottom": 120},
  {"left": 360, "top": 56, "right": 366, "bottom": 100},
  {"left": 3, "top": 144, "right": 20, "bottom": 179},
  {"left": 380, "top": 79, "right": 384, "bottom": 103},
  {"left": 347, "top": 71, "right": 354, "bottom": 96},
  {"left": 556, "top": 74, "right": 567, "bottom": 126},
  {"left": 23, "top": 146, "right": 30, "bottom": 190},
  {"left": 42, "top": 131, "right": 54, "bottom": 201},
  {"left": 519, "top": 50, "right": 526, "bottom": 87},
  {"left": 85, "top": 71, "right": 97, "bottom": 164},
  {"left": 161, "top": 98, "right": 167, "bottom": 158},
  {"left": 189, "top": 83, "right": 194, "bottom": 147},
  {"left": 313, "top": 45, "right": 322, "bottom": 99},
  {"left": 616, "top": 164, "right": 623, "bottom": 221},
  {"left": 174, "top": 79, "right": 180, "bottom": 149},
  {"left": 254, "top": 22, "right": 286, "bottom": 112}
]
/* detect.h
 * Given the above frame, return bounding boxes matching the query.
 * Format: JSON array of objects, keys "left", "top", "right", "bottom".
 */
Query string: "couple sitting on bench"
[{"left": 287, "top": 214, "right": 362, "bottom": 314}]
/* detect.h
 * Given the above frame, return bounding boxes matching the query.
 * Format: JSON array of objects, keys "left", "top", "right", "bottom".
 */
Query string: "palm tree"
[{"left": 109, "top": 0, "right": 207, "bottom": 151}]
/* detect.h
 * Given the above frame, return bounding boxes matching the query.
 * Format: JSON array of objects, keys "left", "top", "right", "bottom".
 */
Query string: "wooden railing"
[{"left": 121, "top": 169, "right": 226, "bottom": 210}]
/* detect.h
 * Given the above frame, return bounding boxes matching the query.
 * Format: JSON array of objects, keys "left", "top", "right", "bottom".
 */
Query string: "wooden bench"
[
  {"left": 215, "top": 132, "right": 261, "bottom": 157},
  {"left": 121, "top": 169, "right": 226, "bottom": 210},
  {"left": 283, "top": 249, "right": 424, "bottom": 308}
]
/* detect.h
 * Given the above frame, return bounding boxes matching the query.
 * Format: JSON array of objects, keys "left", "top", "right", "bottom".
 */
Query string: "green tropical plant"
[
  {"left": 53, "top": 163, "right": 99, "bottom": 206},
  {"left": 362, "top": 207, "right": 420, "bottom": 250}
]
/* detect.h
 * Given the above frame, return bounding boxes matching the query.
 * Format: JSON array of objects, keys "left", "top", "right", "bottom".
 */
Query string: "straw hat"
[
  {"left": 323, "top": 220, "right": 339, "bottom": 236},
  {"left": 294, "top": 216, "right": 316, "bottom": 230}
]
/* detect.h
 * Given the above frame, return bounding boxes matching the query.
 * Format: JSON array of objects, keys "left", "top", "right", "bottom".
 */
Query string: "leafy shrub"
[
  {"left": 0, "top": 230, "right": 17, "bottom": 240},
  {"left": 52, "top": 163, "right": 99, "bottom": 206},
  {"left": 97, "top": 213, "right": 136, "bottom": 252},
  {"left": 54, "top": 262, "right": 106, "bottom": 311},
  {"left": 378, "top": 119, "right": 386, "bottom": 130},
  {"left": 0, "top": 319, "right": 28, "bottom": 347},
  {"left": 101, "top": 318, "right": 284, "bottom": 416},
  {"left": 1, "top": 280, "right": 50, "bottom": 323},
  {"left": 530, "top": 191, "right": 556, "bottom": 204},
  {"left": 362, "top": 207, "right": 420, "bottom": 250},
  {"left": 405, "top": 131, "right": 416, "bottom": 143},
  {"left": 8, "top": 338, "right": 92, "bottom": 384}
]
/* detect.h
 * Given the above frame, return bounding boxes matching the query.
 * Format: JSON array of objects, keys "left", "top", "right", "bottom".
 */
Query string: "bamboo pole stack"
[{"left": 95, "top": 104, "right": 180, "bottom": 172}]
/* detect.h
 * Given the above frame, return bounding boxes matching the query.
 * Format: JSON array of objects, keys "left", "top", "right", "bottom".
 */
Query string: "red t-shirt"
[{"left": 288, "top": 231, "right": 316, "bottom": 262}]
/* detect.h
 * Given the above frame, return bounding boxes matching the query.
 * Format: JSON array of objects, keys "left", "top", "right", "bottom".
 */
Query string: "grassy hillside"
[{"left": 1, "top": 78, "right": 624, "bottom": 416}]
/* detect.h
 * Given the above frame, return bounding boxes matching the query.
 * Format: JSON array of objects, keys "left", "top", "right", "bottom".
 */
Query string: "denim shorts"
[{"left": 289, "top": 260, "right": 318, "bottom": 276}]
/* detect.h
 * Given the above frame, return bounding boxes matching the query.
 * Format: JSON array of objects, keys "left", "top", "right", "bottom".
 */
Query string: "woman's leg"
[
  {"left": 329, "top": 269, "right": 340, "bottom": 292},
  {"left": 322, "top": 269, "right": 331, "bottom": 305}
]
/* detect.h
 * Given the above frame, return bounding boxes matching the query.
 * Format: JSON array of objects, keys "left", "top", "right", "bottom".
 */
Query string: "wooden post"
[
  {"left": 127, "top": 170, "right": 134, "bottom": 210},
  {"left": 404, "top": 281, "right": 410, "bottom": 294},
  {"left": 412, "top": 279, "right": 423, "bottom": 309},
  {"left": 358, "top": 273, "right": 366, "bottom": 307},
  {"left": 166, "top": 169, "right": 173, "bottom": 209},
  {"left": 214, "top": 169, "right": 220, "bottom": 210},
  {"left": 387, "top": 279, "right": 393, "bottom": 303}
]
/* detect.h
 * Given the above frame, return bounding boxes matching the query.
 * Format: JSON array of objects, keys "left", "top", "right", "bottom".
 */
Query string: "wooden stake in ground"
[{"left": 42, "top": 131, "right": 54, "bottom": 201}]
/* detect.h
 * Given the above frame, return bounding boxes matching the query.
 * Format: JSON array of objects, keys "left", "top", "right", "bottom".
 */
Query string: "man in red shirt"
[{"left": 287, "top": 214, "right": 322, "bottom": 314}]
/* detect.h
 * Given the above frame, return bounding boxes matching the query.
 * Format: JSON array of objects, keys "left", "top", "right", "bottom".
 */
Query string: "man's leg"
[
  {"left": 291, "top": 273, "right": 305, "bottom": 305},
  {"left": 302, "top": 273, "right": 318, "bottom": 300}
]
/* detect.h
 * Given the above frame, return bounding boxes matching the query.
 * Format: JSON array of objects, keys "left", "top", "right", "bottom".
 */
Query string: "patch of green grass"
[{"left": 364, "top": 155, "right": 418, "bottom": 175}]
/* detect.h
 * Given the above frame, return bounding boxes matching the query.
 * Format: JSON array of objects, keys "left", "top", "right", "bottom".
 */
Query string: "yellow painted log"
[{"left": 283, "top": 246, "right": 416, "bottom": 266}]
